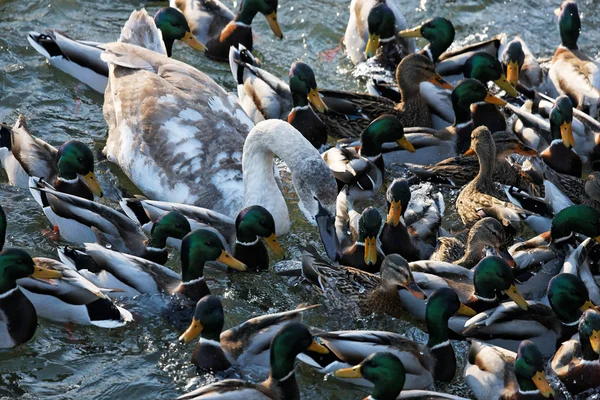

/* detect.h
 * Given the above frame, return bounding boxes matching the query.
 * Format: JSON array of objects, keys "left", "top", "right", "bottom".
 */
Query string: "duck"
[
  {"left": 176, "top": 323, "right": 328, "bottom": 400},
  {"left": 456, "top": 126, "right": 529, "bottom": 228},
  {"left": 0, "top": 249, "right": 62, "bottom": 348},
  {"left": 502, "top": 37, "right": 543, "bottom": 92},
  {"left": 298, "top": 248, "right": 425, "bottom": 319},
  {"left": 550, "top": 309, "right": 600, "bottom": 395},
  {"left": 339, "top": 206, "right": 385, "bottom": 273},
  {"left": 298, "top": 288, "right": 475, "bottom": 390},
  {"left": 322, "top": 115, "right": 414, "bottom": 200},
  {"left": 548, "top": 1, "right": 600, "bottom": 117},
  {"left": 27, "top": 7, "right": 207, "bottom": 94},
  {"left": 406, "top": 130, "right": 538, "bottom": 188},
  {"left": 0, "top": 115, "right": 103, "bottom": 199},
  {"left": 380, "top": 179, "right": 442, "bottom": 261},
  {"left": 332, "top": 352, "right": 470, "bottom": 400},
  {"left": 178, "top": 295, "right": 319, "bottom": 372},
  {"left": 58, "top": 228, "right": 246, "bottom": 300},
  {"left": 381, "top": 79, "right": 507, "bottom": 166},
  {"left": 171, "top": 0, "right": 283, "bottom": 62},
  {"left": 343, "top": 0, "right": 414, "bottom": 66},
  {"left": 465, "top": 340, "right": 555, "bottom": 400}
]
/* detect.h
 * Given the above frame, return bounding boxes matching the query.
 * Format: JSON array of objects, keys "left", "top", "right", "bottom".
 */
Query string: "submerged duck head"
[
  {"left": 237, "top": 0, "right": 283, "bottom": 39},
  {"left": 464, "top": 52, "right": 517, "bottom": 96},
  {"left": 580, "top": 309, "right": 600, "bottom": 356},
  {"left": 179, "top": 295, "right": 225, "bottom": 344},
  {"left": 360, "top": 114, "right": 414, "bottom": 157},
  {"left": 556, "top": 1, "right": 580, "bottom": 50},
  {"left": 550, "top": 204, "right": 600, "bottom": 247},
  {"left": 0, "top": 249, "right": 61, "bottom": 294},
  {"left": 380, "top": 254, "right": 426, "bottom": 299},
  {"left": 548, "top": 273, "right": 595, "bottom": 325},
  {"left": 452, "top": 79, "right": 506, "bottom": 124},
  {"left": 385, "top": 179, "right": 411, "bottom": 227},
  {"left": 57, "top": 140, "right": 103, "bottom": 198},
  {"left": 473, "top": 256, "right": 528, "bottom": 310},
  {"left": 236, "top": 205, "right": 284, "bottom": 258},
  {"left": 550, "top": 95, "right": 575, "bottom": 149},
  {"left": 396, "top": 53, "right": 453, "bottom": 94},
  {"left": 358, "top": 207, "right": 382, "bottom": 266},
  {"left": 502, "top": 39, "right": 526, "bottom": 87},
  {"left": 399, "top": 17, "right": 455, "bottom": 63},
  {"left": 270, "top": 323, "right": 328, "bottom": 380},
  {"left": 154, "top": 7, "right": 206, "bottom": 56},
  {"left": 335, "top": 352, "right": 406, "bottom": 399},
  {"left": 514, "top": 340, "right": 555, "bottom": 397},
  {"left": 148, "top": 211, "right": 191, "bottom": 248},
  {"left": 365, "top": 3, "right": 396, "bottom": 59},
  {"left": 289, "top": 62, "right": 327, "bottom": 112}
]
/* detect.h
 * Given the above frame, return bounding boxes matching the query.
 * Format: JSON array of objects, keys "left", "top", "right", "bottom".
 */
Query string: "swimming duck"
[
  {"left": 299, "top": 249, "right": 425, "bottom": 319},
  {"left": 298, "top": 288, "right": 475, "bottom": 389},
  {"left": 58, "top": 228, "right": 246, "bottom": 300},
  {"left": 27, "top": 7, "right": 206, "bottom": 94},
  {"left": 551, "top": 309, "right": 600, "bottom": 395},
  {"left": 176, "top": 322, "right": 328, "bottom": 400},
  {"left": 179, "top": 295, "right": 319, "bottom": 372},
  {"left": 465, "top": 340, "right": 555, "bottom": 400},
  {"left": 333, "top": 352, "right": 470, "bottom": 400},
  {"left": 340, "top": 206, "right": 385, "bottom": 274},
  {"left": 0, "top": 115, "right": 102, "bottom": 199},
  {"left": 343, "top": 0, "right": 414, "bottom": 65},
  {"left": 0, "top": 249, "right": 62, "bottom": 348},
  {"left": 322, "top": 115, "right": 414, "bottom": 199},
  {"left": 549, "top": 1, "right": 600, "bottom": 117},
  {"left": 172, "top": 0, "right": 283, "bottom": 62},
  {"left": 380, "top": 179, "right": 442, "bottom": 261},
  {"left": 502, "top": 37, "right": 543, "bottom": 92}
]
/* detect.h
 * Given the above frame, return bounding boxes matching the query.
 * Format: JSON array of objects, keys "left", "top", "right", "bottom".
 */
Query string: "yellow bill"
[
  {"left": 265, "top": 233, "right": 285, "bottom": 259},
  {"left": 463, "top": 148, "right": 475, "bottom": 156},
  {"left": 396, "top": 136, "right": 415, "bottom": 152},
  {"left": 428, "top": 74, "right": 453, "bottom": 90},
  {"left": 81, "top": 171, "right": 103, "bottom": 198},
  {"left": 181, "top": 31, "right": 207, "bottom": 52},
  {"left": 458, "top": 303, "right": 477, "bottom": 317},
  {"left": 307, "top": 339, "right": 329, "bottom": 354},
  {"left": 506, "top": 60, "right": 520, "bottom": 87},
  {"left": 265, "top": 12, "right": 284, "bottom": 39},
  {"left": 308, "top": 88, "right": 328, "bottom": 112},
  {"left": 590, "top": 329, "right": 600, "bottom": 354},
  {"left": 503, "top": 284, "right": 529, "bottom": 310},
  {"left": 484, "top": 92, "right": 507, "bottom": 106},
  {"left": 580, "top": 300, "right": 595, "bottom": 311},
  {"left": 178, "top": 318, "right": 203, "bottom": 344},
  {"left": 363, "top": 236, "right": 378, "bottom": 266},
  {"left": 31, "top": 266, "right": 62, "bottom": 279},
  {"left": 493, "top": 74, "right": 518, "bottom": 97},
  {"left": 217, "top": 250, "right": 247, "bottom": 271},
  {"left": 334, "top": 365, "right": 363, "bottom": 378},
  {"left": 365, "top": 34, "right": 380, "bottom": 59},
  {"left": 532, "top": 370, "right": 555, "bottom": 398},
  {"left": 386, "top": 200, "right": 402, "bottom": 227},
  {"left": 398, "top": 25, "right": 423, "bottom": 38},
  {"left": 560, "top": 121, "right": 574, "bottom": 149}
]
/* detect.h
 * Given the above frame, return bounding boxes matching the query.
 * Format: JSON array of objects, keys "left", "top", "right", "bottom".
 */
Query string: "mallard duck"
[
  {"left": 382, "top": 79, "right": 507, "bottom": 166},
  {"left": 456, "top": 126, "right": 529, "bottom": 228},
  {"left": 465, "top": 340, "right": 555, "bottom": 400},
  {"left": 343, "top": 0, "right": 414, "bottom": 65},
  {"left": 27, "top": 7, "right": 206, "bottom": 93},
  {"left": 502, "top": 37, "right": 543, "bottom": 91},
  {"left": 0, "top": 249, "right": 62, "bottom": 348},
  {"left": 380, "top": 179, "right": 442, "bottom": 261},
  {"left": 58, "top": 228, "right": 246, "bottom": 300},
  {"left": 339, "top": 206, "right": 385, "bottom": 273},
  {"left": 172, "top": 0, "right": 282, "bottom": 62},
  {"left": 298, "top": 288, "right": 475, "bottom": 389},
  {"left": 322, "top": 115, "right": 414, "bottom": 199},
  {"left": 398, "top": 17, "right": 455, "bottom": 64},
  {"left": 406, "top": 130, "right": 538, "bottom": 188},
  {"left": 299, "top": 248, "right": 425, "bottom": 318},
  {"left": 548, "top": 1, "right": 600, "bottom": 116},
  {"left": 551, "top": 309, "right": 600, "bottom": 395},
  {"left": 176, "top": 322, "right": 328, "bottom": 400},
  {"left": 179, "top": 295, "right": 319, "bottom": 372},
  {"left": 435, "top": 33, "right": 508, "bottom": 76},
  {"left": 0, "top": 115, "right": 102, "bottom": 199},
  {"left": 333, "top": 352, "right": 470, "bottom": 400}
]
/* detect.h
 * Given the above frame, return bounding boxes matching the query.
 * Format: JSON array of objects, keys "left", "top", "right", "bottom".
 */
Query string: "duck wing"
[{"left": 8, "top": 115, "right": 58, "bottom": 181}]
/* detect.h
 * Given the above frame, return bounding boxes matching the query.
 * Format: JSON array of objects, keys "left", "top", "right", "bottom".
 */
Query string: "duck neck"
[
  {"left": 162, "top": 37, "right": 175, "bottom": 57},
  {"left": 147, "top": 230, "right": 168, "bottom": 250},
  {"left": 425, "top": 39, "right": 451, "bottom": 64},
  {"left": 516, "top": 376, "right": 540, "bottom": 395},
  {"left": 452, "top": 102, "right": 472, "bottom": 127},
  {"left": 455, "top": 234, "right": 485, "bottom": 268},
  {"left": 292, "top": 92, "right": 309, "bottom": 108},
  {"left": 474, "top": 148, "right": 495, "bottom": 190}
]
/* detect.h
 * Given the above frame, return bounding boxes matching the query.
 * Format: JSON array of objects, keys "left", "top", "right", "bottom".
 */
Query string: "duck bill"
[
  {"left": 403, "top": 280, "right": 426, "bottom": 300},
  {"left": 493, "top": 74, "right": 518, "bottom": 97},
  {"left": 463, "top": 147, "right": 475, "bottom": 156},
  {"left": 532, "top": 371, "right": 555, "bottom": 398},
  {"left": 334, "top": 365, "right": 363, "bottom": 379},
  {"left": 178, "top": 318, "right": 203, "bottom": 344},
  {"left": 398, "top": 25, "right": 423, "bottom": 38},
  {"left": 386, "top": 200, "right": 402, "bottom": 227},
  {"left": 484, "top": 93, "right": 507, "bottom": 106},
  {"left": 580, "top": 300, "right": 595, "bottom": 311},
  {"left": 315, "top": 199, "right": 341, "bottom": 262},
  {"left": 560, "top": 121, "right": 575, "bottom": 149},
  {"left": 396, "top": 136, "right": 416, "bottom": 152},
  {"left": 308, "top": 89, "right": 328, "bottom": 112},
  {"left": 590, "top": 330, "right": 600, "bottom": 354},
  {"left": 181, "top": 31, "right": 207, "bottom": 52},
  {"left": 265, "top": 12, "right": 284, "bottom": 39},
  {"left": 458, "top": 303, "right": 477, "bottom": 317},
  {"left": 595, "top": 236, "right": 600, "bottom": 245},
  {"left": 217, "top": 250, "right": 247, "bottom": 271},
  {"left": 365, "top": 34, "right": 380, "bottom": 59},
  {"left": 307, "top": 339, "right": 329, "bottom": 354},
  {"left": 496, "top": 247, "right": 516, "bottom": 268},
  {"left": 363, "top": 237, "right": 378, "bottom": 266},
  {"left": 506, "top": 60, "right": 520, "bottom": 88},
  {"left": 265, "top": 233, "right": 285, "bottom": 259},
  {"left": 503, "top": 284, "right": 529, "bottom": 310},
  {"left": 81, "top": 172, "right": 103, "bottom": 198},
  {"left": 31, "top": 266, "right": 62, "bottom": 279},
  {"left": 428, "top": 73, "right": 453, "bottom": 90},
  {"left": 554, "top": 7, "right": 561, "bottom": 17},
  {"left": 514, "top": 144, "right": 538, "bottom": 156}
]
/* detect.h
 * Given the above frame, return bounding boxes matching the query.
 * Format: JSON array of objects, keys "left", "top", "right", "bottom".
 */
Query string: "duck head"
[
  {"left": 502, "top": 39, "right": 525, "bottom": 88},
  {"left": 550, "top": 204, "right": 600, "bottom": 248},
  {"left": 0, "top": 249, "right": 61, "bottom": 294},
  {"left": 464, "top": 126, "right": 495, "bottom": 160},
  {"left": 491, "top": 131, "right": 538, "bottom": 159},
  {"left": 270, "top": 323, "right": 328, "bottom": 380},
  {"left": 357, "top": 207, "right": 382, "bottom": 266},
  {"left": 236, "top": 205, "right": 284, "bottom": 258},
  {"left": 148, "top": 211, "right": 191, "bottom": 249},
  {"left": 57, "top": 141, "right": 103, "bottom": 198},
  {"left": 179, "top": 295, "right": 225, "bottom": 343},
  {"left": 556, "top": 1, "right": 580, "bottom": 50},
  {"left": 550, "top": 95, "right": 574, "bottom": 149},
  {"left": 360, "top": 114, "right": 414, "bottom": 157},
  {"left": 467, "top": 218, "right": 515, "bottom": 267},
  {"left": 473, "top": 256, "right": 528, "bottom": 310},
  {"left": 399, "top": 17, "right": 455, "bottom": 63},
  {"left": 237, "top": 0, "right": 283, "bottom": 39},
  {"left": 514, "top": 340, "right": 555, "bottom": 398},
  {"left": 548, "top": 273, "right": 595, "bottom": 325},
  {"left": 380, "top": 254, "right": 426, "bottom": 299},
  {"left": 289, "top": 62, "right": 327, "bottom": 112},
  {"left": 154, "top": 7, "right": 206, "bottom": 57},
  {"left": 464, "top": 52, "right": 517, "bottom": 96},
  {"left": 579, "top": 309, "right": 600, "bottom": 359},
  {"left": 452, "top": 79, "right": 506, "bottom": 125},
  {"left": 365, "top": 3, "right": 396, "bottom": 59},
  {"left": 385, "top": 179, "right": 411, "bottom": 227},
  {"left": 396, "top": 54, "right": 453, "bottom": 94}
]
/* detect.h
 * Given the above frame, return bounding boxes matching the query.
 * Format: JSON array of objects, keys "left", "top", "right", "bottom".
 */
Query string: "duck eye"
[{"left": 78, "top": 157, "right": 84, "bottom": 163}]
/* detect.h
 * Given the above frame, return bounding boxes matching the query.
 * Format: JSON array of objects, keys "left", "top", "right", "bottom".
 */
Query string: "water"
[{"left": 1, "top": 0, "right": 600, "bottom": 398}]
